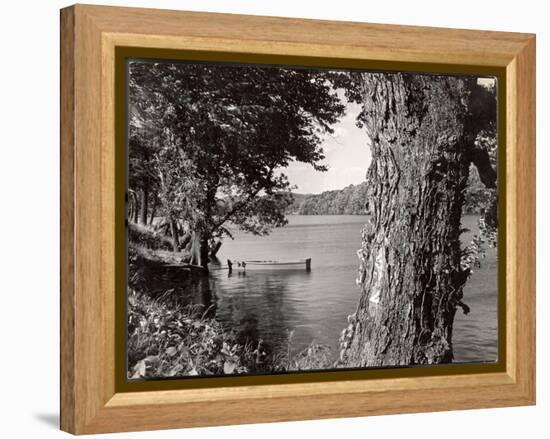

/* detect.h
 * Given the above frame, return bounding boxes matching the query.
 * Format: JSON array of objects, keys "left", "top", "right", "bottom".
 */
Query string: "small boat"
[{"left": 227, "top": 258, "right": 311, "bottom": 272}]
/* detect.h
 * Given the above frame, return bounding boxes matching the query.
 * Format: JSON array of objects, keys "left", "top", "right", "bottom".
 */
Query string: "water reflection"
[
  {"left": 210, "top": 267, "right": 313, "bottom": 353},
  {"left": 133, "top": 261, "right": 218, "bottom": 316},
  {"left": 141, "top": 258, "right": 314, "bottom": 356}
]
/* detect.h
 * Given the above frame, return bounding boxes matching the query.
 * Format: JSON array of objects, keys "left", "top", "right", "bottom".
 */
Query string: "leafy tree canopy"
[{"left": 128, "top": 61, "right": 346, "bottom": 243}]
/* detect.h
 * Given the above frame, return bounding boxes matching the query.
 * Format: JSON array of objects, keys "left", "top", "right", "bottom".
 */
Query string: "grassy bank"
[{"left": 128, "top": 291, "right": 267, "bottom": 378}]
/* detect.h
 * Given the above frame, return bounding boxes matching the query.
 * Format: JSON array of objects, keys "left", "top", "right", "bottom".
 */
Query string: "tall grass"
[{"left": 272, "top": 330, "right": 334, "bottom": 372}]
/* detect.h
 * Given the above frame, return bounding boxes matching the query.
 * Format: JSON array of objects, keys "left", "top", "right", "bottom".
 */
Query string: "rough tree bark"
[{"left": 340, "top": 73, "right": 492, "bottom": 367}]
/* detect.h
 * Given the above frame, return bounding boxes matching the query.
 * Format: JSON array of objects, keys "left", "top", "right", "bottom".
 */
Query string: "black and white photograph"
[
  {"left": 126, "top": 59, "right": 499, "bottom": 380},
  {"left": 1, "top": 0, "right": 544, "bottom": 436}
]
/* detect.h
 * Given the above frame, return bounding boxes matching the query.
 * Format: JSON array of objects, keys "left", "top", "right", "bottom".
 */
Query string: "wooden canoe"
[{"left": 227, "top": 258, "right": 311, "bottom": 271}]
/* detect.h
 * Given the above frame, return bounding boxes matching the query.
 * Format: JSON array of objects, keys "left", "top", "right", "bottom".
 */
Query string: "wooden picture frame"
[{"left": 60, "top": 4, "right": 536, "bottom": 434}]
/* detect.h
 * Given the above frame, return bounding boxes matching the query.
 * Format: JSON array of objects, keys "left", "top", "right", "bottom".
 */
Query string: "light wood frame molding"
[{"left": 60, "top": 4, "right": 536, "bottom": 434}]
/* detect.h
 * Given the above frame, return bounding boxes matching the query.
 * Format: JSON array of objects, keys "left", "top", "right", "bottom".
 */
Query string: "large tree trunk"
[
  {"left": 168, "top": 216, "right": 180, "bottom": 253},
  {"left": 340, "top": 73, "right": 473, "bottom": 367},
  {"left": 190, "top": 230, "right": 210, "bottom": 270},
  {"left": 127, "top": 194, "right": 134, "bottom": 223},
  {"left": 129, "top": 190, "right": 139, "bottom": 223},
  {"left": 210, "top": 240, "right": 222, "bottom": 258},
  {"left": 139, "top": 186, "right": 149, "bottom": 225},
  {"left": 189, "top": 185, "right": 217, "bottom": 269}
]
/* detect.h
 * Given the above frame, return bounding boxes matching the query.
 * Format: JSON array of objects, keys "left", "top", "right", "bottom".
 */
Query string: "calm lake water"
[{"left": 207, "top": 215, "right": 498, "bottom": 364}]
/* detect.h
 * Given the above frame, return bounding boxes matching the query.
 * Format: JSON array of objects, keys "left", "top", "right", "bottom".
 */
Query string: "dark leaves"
[{"left": 127, "top": 60, "right": 346, "bottom": 238}]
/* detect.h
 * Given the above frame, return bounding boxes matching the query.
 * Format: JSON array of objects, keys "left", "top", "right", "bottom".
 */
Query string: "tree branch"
[
  {"left": 470, "top": 144, "right": 497, "bottom": 189},
  {"left": 209, "top": 186, "right": 264, "bottom": 234}
]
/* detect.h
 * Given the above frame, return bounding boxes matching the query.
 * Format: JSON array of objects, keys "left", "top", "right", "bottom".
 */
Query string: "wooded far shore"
[{"left": 287, "top": 168, "right": 495, "bottom": 215}]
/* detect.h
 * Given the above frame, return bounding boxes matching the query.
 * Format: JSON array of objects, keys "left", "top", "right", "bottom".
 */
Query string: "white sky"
[
  {"left": 282, "top": 101, "right": 371, "bottom": 194},
  {"left": 478, "top": 77, "right": 496, "bottom": 88}
]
